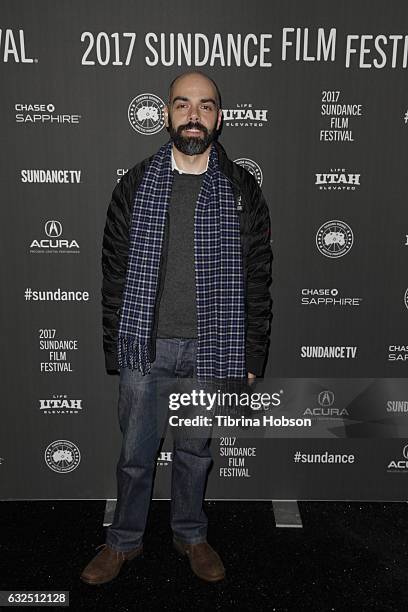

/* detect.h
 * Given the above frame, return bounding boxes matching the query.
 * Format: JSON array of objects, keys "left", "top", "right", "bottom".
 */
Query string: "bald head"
[
  {"left": 163, "top": 70, "right": 223, "bottom": 157},
  {"left": 168, "top": 70, "right": 222, "bottom": 109}
]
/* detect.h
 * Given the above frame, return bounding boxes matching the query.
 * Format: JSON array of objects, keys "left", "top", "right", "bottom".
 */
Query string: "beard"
[{"left": 167, "top": 115, "right": 218, "bottom": 155}]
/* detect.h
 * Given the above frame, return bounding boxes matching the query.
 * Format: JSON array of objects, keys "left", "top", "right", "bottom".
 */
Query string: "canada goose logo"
[
  {"left": 234, "top": 158, "right": 263, "bottom": 187},
  {"left": 316, "top": 220, "right": 354, "bottom": 258},
  {"left": 44, "top": 440, "right": 81, "bottom": 473},
  {"left": 128, "top": 93, "right": 165, "bottom": 135}
]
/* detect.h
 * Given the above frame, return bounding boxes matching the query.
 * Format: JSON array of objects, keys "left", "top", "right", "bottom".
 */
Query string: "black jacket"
[{"left": 101, "top": 140, "right": 273, "bottom": 376}]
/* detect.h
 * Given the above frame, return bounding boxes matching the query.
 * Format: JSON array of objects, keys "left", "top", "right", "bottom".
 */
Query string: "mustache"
[{"left": 177, "top": 122, "right": 208, "bottom": 135}]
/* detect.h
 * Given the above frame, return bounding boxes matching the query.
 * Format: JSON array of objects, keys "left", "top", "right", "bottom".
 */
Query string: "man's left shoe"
[{"left": 173, "top": 537, "right": 226, "bottom": 582}]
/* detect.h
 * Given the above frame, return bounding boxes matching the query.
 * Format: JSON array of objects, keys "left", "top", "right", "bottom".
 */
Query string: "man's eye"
[{"left": 202, "top": 105, "right": 212, "bottom": 111}]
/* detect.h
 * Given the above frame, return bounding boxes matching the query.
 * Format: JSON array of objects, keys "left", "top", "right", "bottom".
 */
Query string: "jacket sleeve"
[
  {"left": 244, "top": 177, "right": 273, "bottom": 376},
  {"left": 101, "top": 173, "right": 133, "bottom": 373}
]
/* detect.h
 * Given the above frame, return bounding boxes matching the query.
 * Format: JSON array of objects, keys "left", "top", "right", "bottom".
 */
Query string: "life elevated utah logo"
[
  {"left": 39, "top": 395, "right": 83, "bottom": 415},
  {"left": 157, "top": 451, "right": 172, "bottom": 466},
  {"left": 128, "top": 93, "right": 165, "bottom": 135},
  {"left": 387, "top": 444, "right": 408, "bottom": 472},
  {"left": 30, "top": 220, "right": 80, "bottom": 254},
  {"left": 315, "top": 168, "right": 360, "bottom": 191},
  {"left": 222, "top": 103, "right": 268, "bottom": 128}
]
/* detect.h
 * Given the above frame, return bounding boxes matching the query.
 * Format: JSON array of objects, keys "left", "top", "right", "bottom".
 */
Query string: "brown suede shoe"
[
  {"left": 80, "top": 543, "right": 143, "bottom": 585},
  {"left": 173, "top": 537, "right": 225, "bottom": 582}
]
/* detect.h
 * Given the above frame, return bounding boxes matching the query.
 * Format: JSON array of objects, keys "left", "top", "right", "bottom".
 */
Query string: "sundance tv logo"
[
  {"left": 128, "top": 93, "right": 165, "bottom": 134},
  {"left": 300, "top": 346, "right": 358, "bottom": 359},
  {"left": 21, "top": 169, "right": 81, "bottom": 184},
  {"left": 386, "top": 400, "right": 408, "bottom": 414},
  {"left": 30, "top": 220, "right": 80, "bottom": 254}
]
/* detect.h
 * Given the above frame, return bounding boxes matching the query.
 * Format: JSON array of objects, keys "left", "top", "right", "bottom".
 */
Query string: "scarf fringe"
[{"left": 117, "top": 335, "right": 151, "bottom": 375}]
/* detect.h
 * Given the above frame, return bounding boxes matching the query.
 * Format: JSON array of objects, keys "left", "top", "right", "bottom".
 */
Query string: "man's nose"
[{"left": 188, "top": 104, "right": 200, "bottom": 122}]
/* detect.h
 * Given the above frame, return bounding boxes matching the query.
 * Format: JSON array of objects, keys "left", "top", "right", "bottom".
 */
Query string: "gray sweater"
[{"left": 156, "top": 169, "right": 205, "bottom": 339}]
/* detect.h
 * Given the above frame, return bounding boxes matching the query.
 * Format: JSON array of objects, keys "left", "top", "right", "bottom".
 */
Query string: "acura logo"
[
  {"left": 318, "top": 390, "right": 335, "bottom": 407},
  {"left": 45, "top": 220, "right": 62, "bottom": 237}
]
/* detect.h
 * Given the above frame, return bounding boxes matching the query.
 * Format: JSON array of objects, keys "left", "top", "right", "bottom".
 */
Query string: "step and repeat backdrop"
[{"left": 1, "top": 0, "right": 408, "bottom": 501}]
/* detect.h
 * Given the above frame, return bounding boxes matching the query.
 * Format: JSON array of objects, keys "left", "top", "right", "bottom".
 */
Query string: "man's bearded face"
[{"left": 167, "top": 112, "right": 219, "bottom": 156}]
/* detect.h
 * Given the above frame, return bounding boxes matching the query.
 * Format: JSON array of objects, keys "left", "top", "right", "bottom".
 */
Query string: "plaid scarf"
[{"left": 117, "top": 139, "right": 246, "bottom": 381}]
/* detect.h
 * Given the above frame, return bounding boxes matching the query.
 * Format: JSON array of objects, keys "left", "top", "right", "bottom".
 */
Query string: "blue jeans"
[{"left": 105, "top": 338, "right": 213, "bottom": 552}]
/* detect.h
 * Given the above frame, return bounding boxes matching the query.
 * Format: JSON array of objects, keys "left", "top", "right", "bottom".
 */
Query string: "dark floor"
[{"left": 1, "top": 500, "right": 408, "bottom": 611}]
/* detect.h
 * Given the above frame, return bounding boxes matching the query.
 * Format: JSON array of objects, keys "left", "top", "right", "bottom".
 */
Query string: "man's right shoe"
[
  {"left": 80, "top": 543, "right": 143, "bottom": 585},
  {"left": 173, "top": 537, "right": 226, "bottom": 582}
]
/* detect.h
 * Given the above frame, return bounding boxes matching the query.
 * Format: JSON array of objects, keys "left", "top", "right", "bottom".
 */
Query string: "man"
[{"left": 80, "top": 70, "right": 272, "bottom": 585}]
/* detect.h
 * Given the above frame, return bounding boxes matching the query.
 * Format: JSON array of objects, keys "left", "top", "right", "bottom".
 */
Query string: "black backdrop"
[{"left": 1, "top": 0, "right": 408, "bottom": 500}]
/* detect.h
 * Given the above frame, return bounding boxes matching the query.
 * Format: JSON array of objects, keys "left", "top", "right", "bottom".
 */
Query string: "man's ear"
[{"left": 163, "top": 105, "right": 169, "bottom": 128}]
